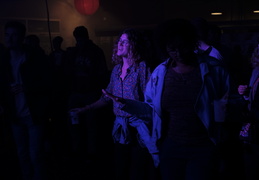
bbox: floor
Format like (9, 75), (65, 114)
(1, 147), (115, 180)
(0, 108), (116, 180)
(0, 113), (246, 180)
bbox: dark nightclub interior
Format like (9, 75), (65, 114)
(1, 0), (259, 180)
(0, 0), (259, 69)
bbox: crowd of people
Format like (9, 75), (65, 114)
(0, 17), (258, 180)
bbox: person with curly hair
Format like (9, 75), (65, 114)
(238, 45), (259, 180)
(69, 28), (159, 180)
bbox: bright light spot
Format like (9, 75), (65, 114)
(211, 12), (222, 15)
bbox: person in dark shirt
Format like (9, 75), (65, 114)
(62, 26), (108, 166)
(2, 20), (52, 180)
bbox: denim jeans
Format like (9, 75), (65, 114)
(11, 115), (47, 180)
(159, 138), (218, 180)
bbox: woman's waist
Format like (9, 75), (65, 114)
(113, 108), (132, 117)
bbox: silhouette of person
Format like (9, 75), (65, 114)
(62, 25), (108, 165)
(191, 17), (223, 61)
(1, 21), (52, 180)
(24, 34), (46, 56)
(47, 35), (70, 159)
(49, 36), (65, 67)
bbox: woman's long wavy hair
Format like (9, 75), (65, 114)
(112, 28), (150, 65)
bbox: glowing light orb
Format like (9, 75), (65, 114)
(74, 0), (99, 15)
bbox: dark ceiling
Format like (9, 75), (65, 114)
(100, 0), (259, 28)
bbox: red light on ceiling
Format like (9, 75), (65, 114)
(74, 0), (99, 15)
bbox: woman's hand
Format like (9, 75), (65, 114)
(238, 85), (249, 95)
(69, 106), (90, 115)
(102, 89), (125, 103)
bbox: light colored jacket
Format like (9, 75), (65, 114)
(209, 46), (223, 61)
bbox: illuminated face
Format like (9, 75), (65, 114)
(117, 33), (130, 57)
(4, 27), (24, 49)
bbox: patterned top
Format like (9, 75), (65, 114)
(161, 67), (210, 145)
(101, 61), (151, 117)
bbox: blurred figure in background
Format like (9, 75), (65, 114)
(49, 36), (65, 68)
(47, 35), (69, 160)
(0, 42), (19, 180)
(2, 21), (52, 180)
(191, 17), (223, 61)
(24, 34), (46, 57)
(62, 25), (108, 171)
